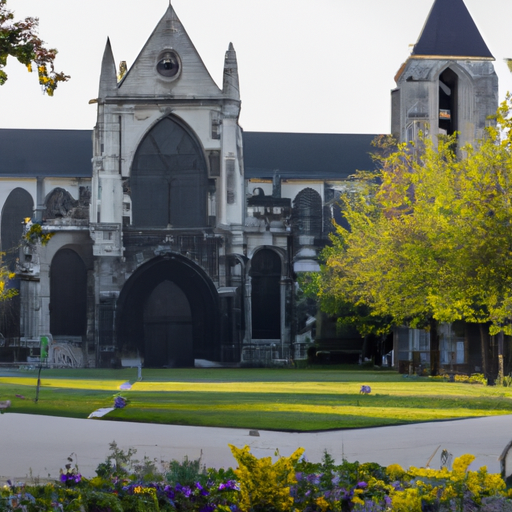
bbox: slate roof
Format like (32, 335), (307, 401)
(412, 0), (494, 59)
(0, 129), (378, 181)
(0, 129), (93, 177)
(243, 132), (378, 180)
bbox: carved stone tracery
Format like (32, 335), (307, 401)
(43, 187), (91, 220)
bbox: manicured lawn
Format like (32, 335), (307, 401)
(1, 367), (512, 430)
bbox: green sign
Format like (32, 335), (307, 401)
(40, 336), (49, 360)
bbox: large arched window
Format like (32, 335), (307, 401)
(131, 116), (208, 228)
(50, 249), (87, 336)
(1, 188), (33, 270)
(439, 67), (459, 136)
(292, 188), (322, 238)
(250, 249), (281, 340)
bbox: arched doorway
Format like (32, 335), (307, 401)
(143, 280), (193, 367)
(130, 116), (208, 228)
(250, 249), (281, 340)
(116, 255), (220, 367)
(50, 249), (87, 336)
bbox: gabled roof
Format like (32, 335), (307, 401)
(0, 129), (378, 181)
(412, 0), (494, 60)
(0, 129), (92, 178)
(243, 132), (378, 180)
(117, 5), (223, 98)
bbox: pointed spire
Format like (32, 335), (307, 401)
(98, 38), (118, 98)
(412, 0), (494, 60)
(223, 42), (240, 100)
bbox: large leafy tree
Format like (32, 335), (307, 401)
(318, 98), (512, 377)
(0, 0), (68, 95)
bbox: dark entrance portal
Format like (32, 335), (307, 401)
(116, 255), (220, 367)
(144, 280), (193, 367)
(50, 249), (87, 337)
(250, 249), (281, 339)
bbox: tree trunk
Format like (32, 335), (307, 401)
(479, 324), (489, 381)
(430, 319), (440, 376)
(498, 330), (504, 384)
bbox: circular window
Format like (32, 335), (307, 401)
(156, 51), (181, 79)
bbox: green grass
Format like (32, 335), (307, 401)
(1, 367), (512, 430)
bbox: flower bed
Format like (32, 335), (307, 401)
(1, 443), (511, 511)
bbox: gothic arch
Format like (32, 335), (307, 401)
(1, 188), (34, 270)
(116, 254), (220, 367)
(50, 248), (87, 337)
(291, 188), (323, 239)
(435, 63), (474, 139)
(130, 115), (208, 228)
(249, 247), (283, 340)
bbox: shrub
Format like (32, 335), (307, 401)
(469, 373), (487, 385)
(229, 444), (304, 512)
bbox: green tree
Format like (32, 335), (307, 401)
(318, 99), (512, 377)
(0, 0), (69, 94)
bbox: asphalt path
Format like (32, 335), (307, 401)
(1, 413), (511, 484)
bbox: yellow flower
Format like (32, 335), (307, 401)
(352, 489), (365, 506)
(315, 496), (330, 512)
(452, 454), (475, 474)
(229, 444), (304, 512)
(386, 463), (405, 481)
(390, 488), (422, 512)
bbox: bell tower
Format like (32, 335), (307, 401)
(391, 0), (498, 146)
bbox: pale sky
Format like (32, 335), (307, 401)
(2, 0), (512, 134)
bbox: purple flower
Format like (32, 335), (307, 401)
(164, 485), (176, 500)
(196, 482), (209, 496)
(306, 473), (320, 485)
(60, 472), (81, 486)
(114, 396), (127, 408)
(357, 481), (368, 488)
(218, 480), (238, 491)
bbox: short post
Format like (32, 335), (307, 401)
(35, 336), (49, 403)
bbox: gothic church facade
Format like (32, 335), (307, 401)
(0, 0), (501, 370)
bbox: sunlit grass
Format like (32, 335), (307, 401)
(0, 377), (125, 390)
(1, 367), (512, 430)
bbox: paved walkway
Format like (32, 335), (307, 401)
(1, 413), (511, 484)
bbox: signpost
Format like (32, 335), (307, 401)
(35, 336), (49, 403)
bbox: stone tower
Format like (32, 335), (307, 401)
(391, 0), (498, 146)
